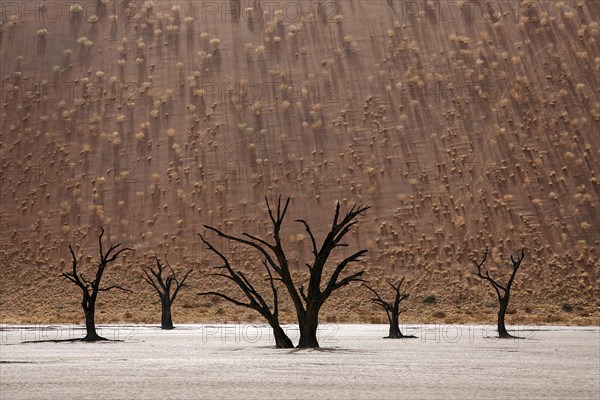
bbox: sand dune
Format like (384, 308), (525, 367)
(0, 1), (598, 324)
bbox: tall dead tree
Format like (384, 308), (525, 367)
(473, 248), (526, 339)
(202, 196), (369, 348)
(199, 235), (294, 348)
(142, 256), (192, 330)
(363, 278), (416, 339)
(62, 228), (132, 341)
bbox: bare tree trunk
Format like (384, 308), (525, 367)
(84, 308), (98, 340)
(498, 299), (511, 338)
(386, 313), (416, 338)
(161, 297), (174, 330)
(83, 300), (103, 341)
(388, 313), (402, 338)
(297, 308), (320, 348)
(270, 323), (294, 348)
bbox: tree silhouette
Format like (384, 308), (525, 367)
(62, 228), (132, 341)
(473, 248), (526, 338)
(142, 256), (192, 330)
(199, 234), (294, 348)
(363, 278), (416, 339)
(201, 196), (369, 348)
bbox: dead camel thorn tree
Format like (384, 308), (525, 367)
(198, 233), (294, 348)
(142, 256), (192, 330)
(62, 228), (132, 341)
(363, 278), (417, 339)
(201, 196), (369, 348)
(473, 248), (526, 339)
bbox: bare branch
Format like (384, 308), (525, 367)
(295, 219), (318, 256)
(199, 233), (277, 319)
(63, 246), (87, 291)
(142, 271), (162, 296)
(62, 272), (86, 290)
(328, 271), (365, 292)
(507, 249), (526, 290)
(105, 246), (133, 263)
(325, 249), (368, 293)
(80, 275), (94, 289)
(473, 248), (488, 273)
(146, 257), (167, 293)
(332, 220), (359, 245)
(262, 259), (279, 317)
(98, 285), (132, 293)
(473, 248), (527, 305)
(331, 202), (341, 229)
(242, 233), (275, 251)
(265, 196), (277, 226)
(98, 227), (105, 261)
(201, 227), (281, 275)
(299, 285), (308, 303)
(200, 292), (253, 309)
(473, 248), (506, 297)
(265, 195), (290, 227)
(171, 269), (193, 303)
(363, 284), (392, 311)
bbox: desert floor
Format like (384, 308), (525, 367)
(0, 324), (598, 400)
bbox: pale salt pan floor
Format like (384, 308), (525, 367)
(1, 324), (598, 400)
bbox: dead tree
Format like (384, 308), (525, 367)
(62, 228), (132, 341)
(473, 248), (526, 339)
(363, 278), (416, 339)
(142, 256), (192, 330)
(199, 235), (294, 348)
(202, 196), (369, 348)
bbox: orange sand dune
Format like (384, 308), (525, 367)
(0, 0), (598, 325)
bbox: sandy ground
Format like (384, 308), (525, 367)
(0, 324), (598, 400)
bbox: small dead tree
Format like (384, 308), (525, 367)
(199, 235), (294, 348)
(202, 196), (369, 348)
(142, 256), (192, 330)
(363, 278), (416, 339)
(62, 228), (132, 341)
(473, 248), (526, 339)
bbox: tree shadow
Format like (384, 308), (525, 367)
(482, 335), (524, 340)
(0, 361), (37, 364)
(285, 347), (368, 354)
(21, 338), (123, 344)
(383, 335), (418, 339)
